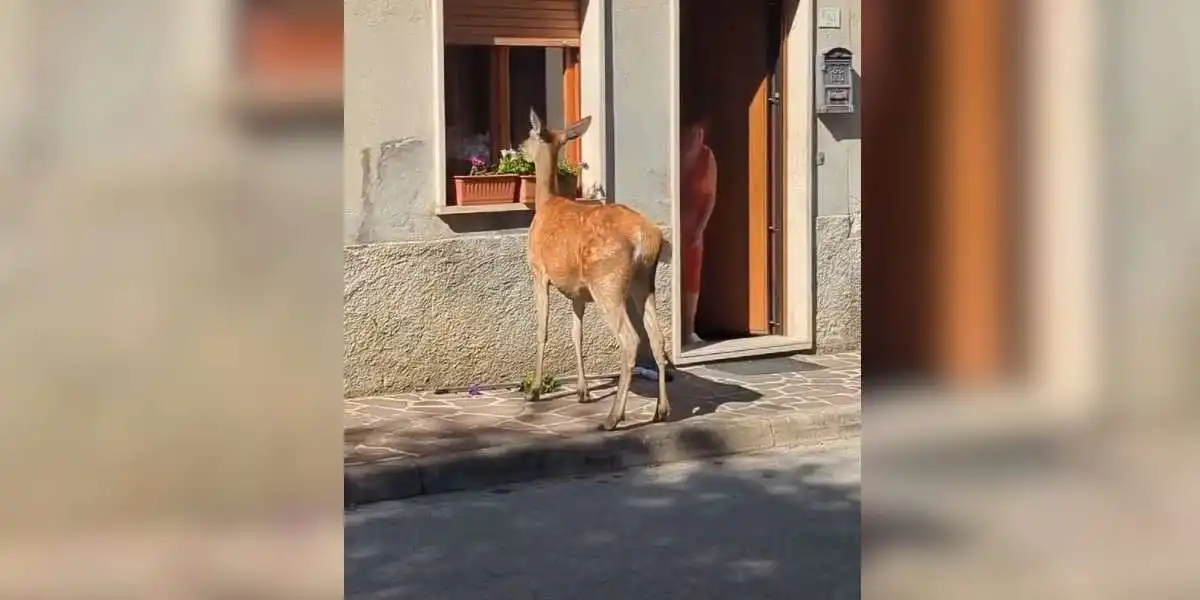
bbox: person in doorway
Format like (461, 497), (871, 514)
(680, 115), (718, 346)
(632, 115), (718, 382)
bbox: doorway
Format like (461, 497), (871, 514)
(679, 0), (786, 349)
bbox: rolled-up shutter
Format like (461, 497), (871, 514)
(236, 0), (342, 113)
(241, 0), (342, 81)
(444, 0), (581, 46)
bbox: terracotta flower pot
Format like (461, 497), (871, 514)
(558, 173), (579, 198)
(518, 175), (538, 205)
(452, 174), (519, 205)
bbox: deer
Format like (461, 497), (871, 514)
(521, 108), (671, 431)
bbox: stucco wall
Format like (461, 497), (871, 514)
(813, 0), (862, 352)
(344, 235), (672, 396)
(607, 0), (674, 223)
(343, 0), (677, 396)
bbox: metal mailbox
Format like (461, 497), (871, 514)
(818, 47), (855, 114)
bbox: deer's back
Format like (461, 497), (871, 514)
(529, 200), (662, 295)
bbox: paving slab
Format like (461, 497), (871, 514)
(345, 351), (860, 505)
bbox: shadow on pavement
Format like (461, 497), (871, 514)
(344, 372), (763, 465)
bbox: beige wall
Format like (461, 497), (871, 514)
(344, 0), (443, 244)
(814, 0), (861, 219)
(579, 0), (609, 196)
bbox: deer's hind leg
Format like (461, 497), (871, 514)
(593, 280), (639, 431)
(633, 280), (671, 422)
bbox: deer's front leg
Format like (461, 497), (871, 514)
(527, 273), (551, 402)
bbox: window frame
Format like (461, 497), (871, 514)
(484, 46), (582, 165)
(433, 0), (584, 210)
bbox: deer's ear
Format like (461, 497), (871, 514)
(529, 108), (544, 134)
(562, 115), (592, 141)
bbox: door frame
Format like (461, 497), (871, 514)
(669, 0), (815, 362)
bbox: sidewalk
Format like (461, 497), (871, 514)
(345, 351), (860, 505)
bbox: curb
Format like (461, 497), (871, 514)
(345, 405), (860, 508)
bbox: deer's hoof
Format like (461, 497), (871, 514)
(599, 416), (623, 431)
(524, 390), (541, 403)
(576, 389), (591, 404)
(653, 407), (671, 423)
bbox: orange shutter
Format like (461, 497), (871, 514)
(444, 0), (581, 46)
(241, 0), (342, 83)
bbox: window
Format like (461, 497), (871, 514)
(442, 0), (583, 203)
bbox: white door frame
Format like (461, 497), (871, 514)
(1026, 0), (1101, 415)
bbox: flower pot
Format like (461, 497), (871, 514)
(519, 175), (538, 205)
(452, 174), (519, 205)
(558, 173), (579, 199)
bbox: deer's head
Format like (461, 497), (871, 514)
(522, 108), (592, 170)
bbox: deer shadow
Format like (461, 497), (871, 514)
(579, 367), (762, 430)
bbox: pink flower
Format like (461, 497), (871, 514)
(470, 156), (486, 168)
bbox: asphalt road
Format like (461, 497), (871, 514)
(346, 438), (861, 600)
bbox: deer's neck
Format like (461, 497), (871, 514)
(533, 151), (559, 208)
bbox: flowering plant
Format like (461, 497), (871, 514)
(470, 148), (587, 178)
(467, 154), (490, 176)
(557, 159), (586, 176)
(494, 148), (536, 176)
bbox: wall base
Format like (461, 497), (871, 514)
(814, 213), (862, 353)
(344, 235), (673, 397)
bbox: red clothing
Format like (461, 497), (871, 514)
(681, 146), (716, 294)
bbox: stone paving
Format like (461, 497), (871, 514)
(345, 351), (860, 466)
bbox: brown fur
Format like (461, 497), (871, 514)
(523, 109), (671, 431)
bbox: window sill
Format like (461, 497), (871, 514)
(436, 203), (534, 216)
(435, 199), (601, 216)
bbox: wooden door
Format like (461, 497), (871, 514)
(747, 67), (772, 335)
(683, 0), (772, 337)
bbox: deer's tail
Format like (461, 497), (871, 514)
(631, 225), (669, 286)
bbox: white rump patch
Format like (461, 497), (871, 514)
(630, 229), (646, 263)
